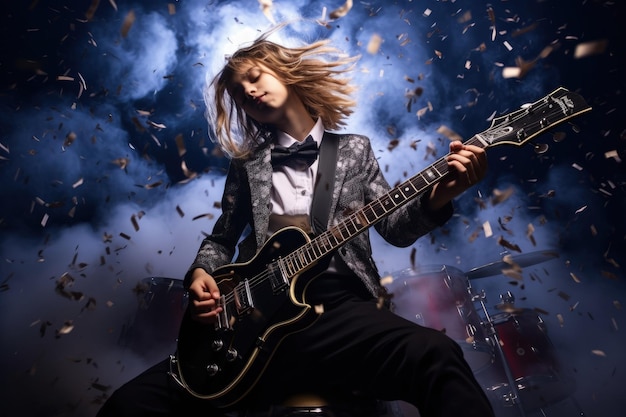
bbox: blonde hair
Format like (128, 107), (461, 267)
(205, 31), (359, 158)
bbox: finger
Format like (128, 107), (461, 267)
(447, 154), (479, 186)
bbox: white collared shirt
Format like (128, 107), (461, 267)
(269, 118), (324, 217)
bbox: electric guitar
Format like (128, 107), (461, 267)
(170, 87), (591, 407)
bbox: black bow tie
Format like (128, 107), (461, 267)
(271, 136), (318, 169)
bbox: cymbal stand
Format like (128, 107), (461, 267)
(474, 290), (527, 417)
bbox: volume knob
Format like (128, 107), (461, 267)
(225, 348), (238, 362)
(206, 363), (220, 376)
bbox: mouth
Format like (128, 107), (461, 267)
(251, 94), (267, 109)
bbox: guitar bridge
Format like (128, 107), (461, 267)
(216, 294), (231, 330)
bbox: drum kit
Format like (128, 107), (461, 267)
(383, 253), (581, 417)
(121, 251), (582, 417)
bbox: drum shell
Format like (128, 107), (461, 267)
(384, 265), (491, 372)
(475, 309), (576, 412)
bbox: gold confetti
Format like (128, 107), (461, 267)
(367, 34), (382, 54)
(574, 40), (609, 59)
(111, 157), (129, 169)
(556, 313), (564, 327)
(526, 223), (536, 246)
(491, 187), (514, 205)
(329, 0), (353, 19)
(175, 133), (186, 157)
(436, 125), (463, 142)
(258, 0), (275, 23)
(121, 10), (136, 38)
(85, 0), (101, 21)
(64, 132), (77, 147)
(591, 349), (606, 357)
(56, 321), (75, 337)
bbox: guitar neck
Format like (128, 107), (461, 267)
(276, 86), (592, 278)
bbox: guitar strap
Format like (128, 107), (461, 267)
(310, 131), (339, 235)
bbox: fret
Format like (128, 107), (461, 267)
(329, 227), (342, 245)
(345, 216), (360, 235)
(361, 206), (378, 223)
(318, 233), (331, 253)
(413, 173), (429, 190)
(285, 257), (297, 276)
(295, 249), (306, 268)
(303, 247), (314, 264)
(355, 211), (369, 228)
(311, 241), (323, 258)
(380, 194), (397, 213)
(336, 223), (351, 241)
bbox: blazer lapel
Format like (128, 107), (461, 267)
(244, 146), (273, 247)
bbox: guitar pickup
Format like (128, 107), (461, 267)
(268, 262), (290, 294)
(234, 279), (254, 316)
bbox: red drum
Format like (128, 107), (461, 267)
(120, 277), (187, 358)
(384, 265), (492, 372)
(476, 309), (575, 412)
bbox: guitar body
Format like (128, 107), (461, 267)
(175, 227), (325, 407)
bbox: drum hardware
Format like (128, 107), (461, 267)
(475, 291), (581, 416)
(476, 294), (527, 417)
(465, 250), (559, 280)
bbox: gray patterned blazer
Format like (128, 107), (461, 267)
(185, 132), (452, 296)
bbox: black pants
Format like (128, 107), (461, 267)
(97, 275), (494, 417)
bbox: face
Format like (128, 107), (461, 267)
(227, 62), (291, 125)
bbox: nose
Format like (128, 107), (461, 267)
(243, 82), (256, 98)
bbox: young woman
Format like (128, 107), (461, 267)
(97, 30), (494, 417)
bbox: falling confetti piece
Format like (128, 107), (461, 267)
(56, 321), (75, 337)
(574, 39), (608, 59)
(121, 10), (136, 38)
(367, 34), (382, 54)
(329, 0), (353, 19)
(591, 349), (606, 357)
(491, 187), (514, 205)
(436, 125), (463, 142)
(483, 221), (493, 238)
